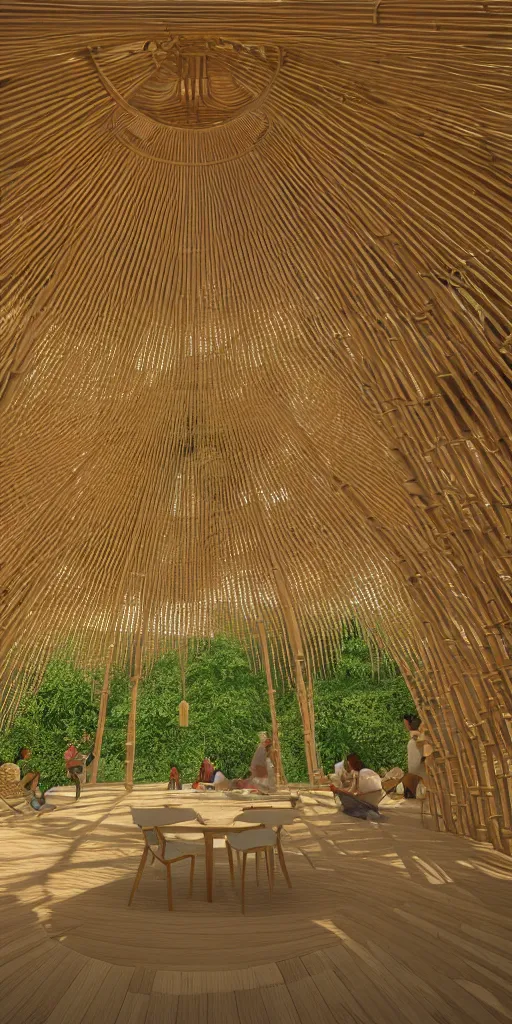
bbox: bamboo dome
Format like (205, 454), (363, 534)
(1, 1), (511, 850)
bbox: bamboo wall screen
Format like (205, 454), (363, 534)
(1, 1), (511, 850)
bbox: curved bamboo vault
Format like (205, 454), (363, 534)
(1, 2), (511, 848)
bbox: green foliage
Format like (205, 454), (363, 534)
(0, 659), (100, 790)
(314, 635), (417, 773)
(0, 633), (417, 788)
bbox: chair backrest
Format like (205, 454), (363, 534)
(131, 807), (198, 829)
(131, 807), (200, 848)
(0, 763), (24, 798)
(235, 808), (300, 827)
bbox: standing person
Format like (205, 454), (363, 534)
(250, 733), (272, 792)
(402, 714), (427, 797)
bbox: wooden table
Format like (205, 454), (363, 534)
(162, 822), (262, 902)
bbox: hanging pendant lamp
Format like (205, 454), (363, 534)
(179, 699), (189, 727)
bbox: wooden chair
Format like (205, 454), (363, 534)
(0, 763), (36, 814)
(225, 827), (277, 914)
(129, 807), (204, 910)
(234, 808), (299, 887)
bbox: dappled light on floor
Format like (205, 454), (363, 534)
(1, 785), (512, 1022)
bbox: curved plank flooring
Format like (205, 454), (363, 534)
(1, 784), (512, 1023)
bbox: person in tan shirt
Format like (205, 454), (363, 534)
(402, 714), (432, 797)
(250, 733), (272, 791)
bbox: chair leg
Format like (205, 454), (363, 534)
(188, 856), (195, 897)
(241, 852), (247, 914)
(264, 848), (274, 894)
(166, 862), (173, 911)
(255, 849), (260, 887)
(128, 847), (148, 906)
(277, 833), (292, 888)
(226, 843), (235, 888)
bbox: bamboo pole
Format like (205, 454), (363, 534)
(90, 643), (114, 785)
(125, 575), (146, 791)
(273, 566), (318, 784)
(125, 629), (142, 791)
(257, 619), (286, 786)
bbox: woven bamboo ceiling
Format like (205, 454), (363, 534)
(2, 1), (512, 842)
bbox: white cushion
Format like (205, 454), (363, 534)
(226, 828), (277, 851)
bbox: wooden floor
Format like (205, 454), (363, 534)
(1, 784), (512, 1023)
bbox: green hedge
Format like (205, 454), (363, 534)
(0, 635), (416, 791)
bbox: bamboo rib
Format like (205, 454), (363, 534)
(1, 0), (511, 851)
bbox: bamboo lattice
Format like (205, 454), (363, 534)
(1, 1), (511, 849)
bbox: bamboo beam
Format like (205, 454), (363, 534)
(273, 566), (318, 784)
(90, 643), (114, 785)
(257, 619), (286, 786)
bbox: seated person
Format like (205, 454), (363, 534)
(212, 768), (229, 790)
(333, 753), (384, 818)
(229, 773), (258, 791)
(167, 765), (181, 791)
(200, 758), (215, 783)
(64, 735), (94, 800)
(192, 757), (216, 789)
(329, 759), (351, 787)
(15, 747), (46, 807)
(250, 734), (272, 792)
(0, 762), (54, 812)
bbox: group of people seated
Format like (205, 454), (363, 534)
(330, 713), (431, 819)
(0, 732), (95, 813)
(0, 747), (49, 811)
(168, 733), (277, 795)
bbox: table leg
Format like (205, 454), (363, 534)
(205, 833), (214, 902)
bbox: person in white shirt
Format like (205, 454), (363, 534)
(212, 769), (229, 790)
(402, 714), (427, 797)
(334, 753), (384, 818)
(330, 759), (351, 788)
(343, 754), (383, 805)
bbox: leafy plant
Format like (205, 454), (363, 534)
(0, 633), (417, 789)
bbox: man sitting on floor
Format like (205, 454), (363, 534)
(332, 753), (384, 819)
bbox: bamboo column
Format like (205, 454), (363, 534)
(125, 629), (142, 791)
(125, 575), (146, 791)
(90, 643), (114, 785)
(257, 619), (286, 786)
(273, 566), (319, 784)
